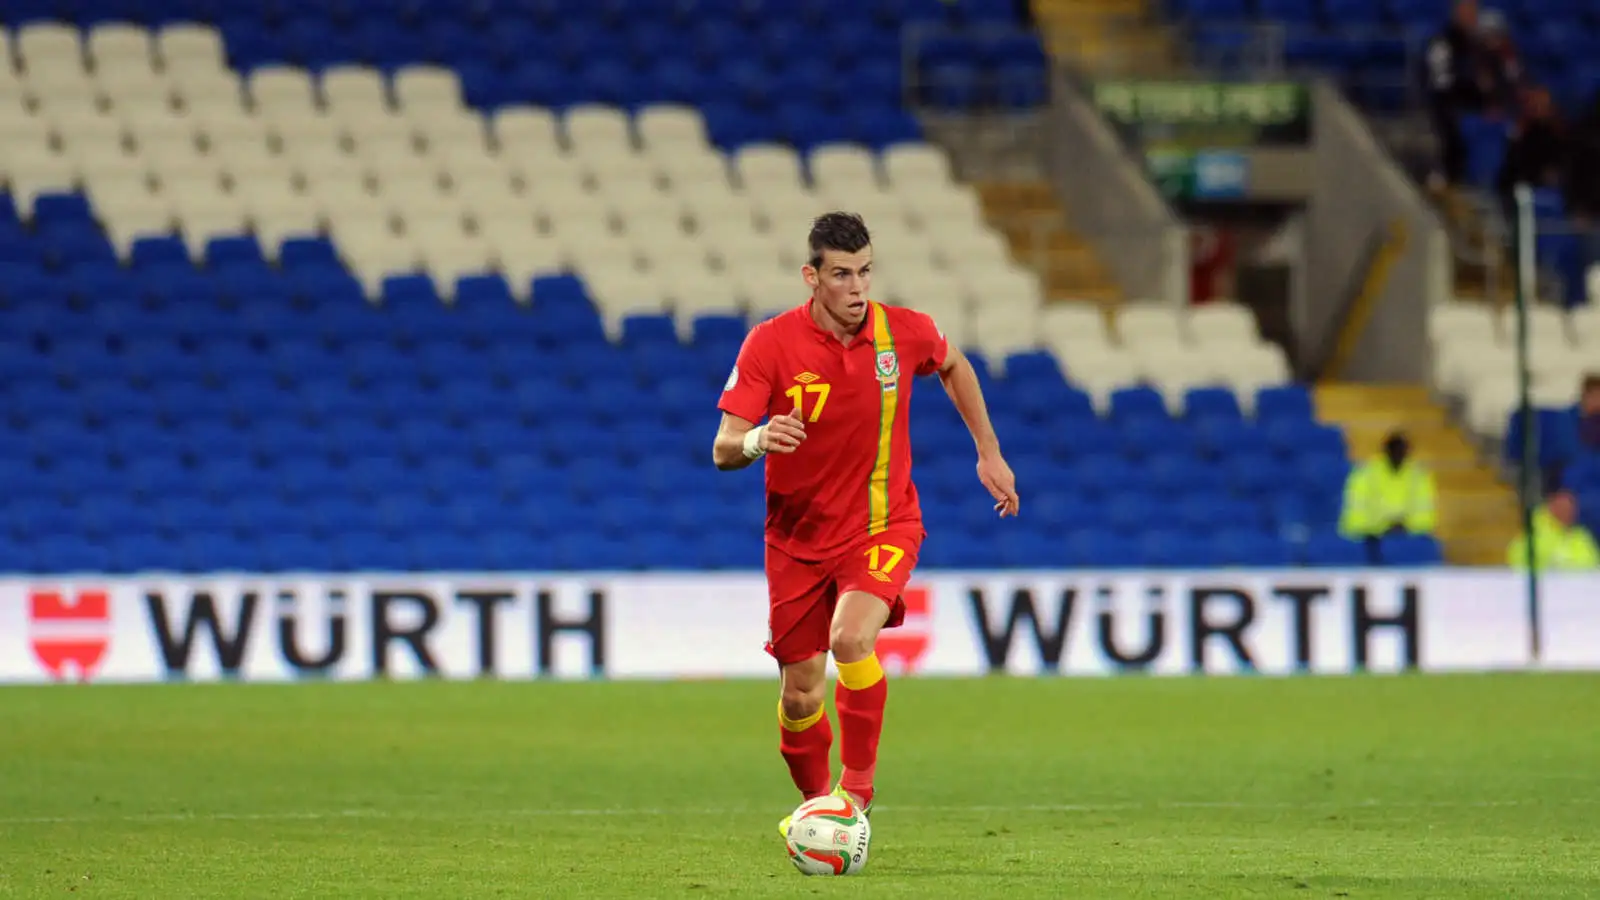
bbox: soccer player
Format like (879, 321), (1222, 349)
(711, 212), (1019, 834)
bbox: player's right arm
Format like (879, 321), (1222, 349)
(712, 323), (806, 471)
(712, 410), (806, 471)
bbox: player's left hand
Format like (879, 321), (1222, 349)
(977, 453), (1019, 518)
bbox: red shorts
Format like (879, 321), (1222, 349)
(763, 526), (923, 665)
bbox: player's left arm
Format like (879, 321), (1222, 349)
(912, 315), (1019, 518)
(936, 345), (1019, 517)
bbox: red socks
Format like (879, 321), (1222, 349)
(779, 654), (887, 805)
(833, 653), (886, 806)
(778, 702), (833, 800)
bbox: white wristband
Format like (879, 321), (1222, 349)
(742, 426), (767, 460)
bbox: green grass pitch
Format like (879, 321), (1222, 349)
(2, 674), (1597, 898)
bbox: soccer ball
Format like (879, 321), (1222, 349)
(784, 794), (871, 876)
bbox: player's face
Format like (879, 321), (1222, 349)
(804, 247), (873, 331)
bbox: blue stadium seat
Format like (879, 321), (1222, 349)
(1105, 492), (1160, 534)
(1379, 533), (1444, 566)
(1121, 417), (1196, 459)
(1068, 531), (1142, 568)
(1303, 531), (1368, 567)
(1211, 529), (1293, 567)
(1141, 530), (1216, 567)
(1184, 386), (1244, 421)
(1193, 418), (1270, 457)
(279, 235), (341, 270)
(1108, 385), (1170, 423)
(110, 534), (175, 573)
(32, 192), (95, 227)
(32, 536), (113, 574)
(1031, 492), (1104, 532)
(1226, 453), (1291, 495)
(1255, 384), (1313, 421)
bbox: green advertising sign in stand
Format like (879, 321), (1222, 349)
(1093, 81), (1312, 147)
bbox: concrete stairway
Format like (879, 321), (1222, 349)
(1313, 383), (1521, 565)
(1030, 0), (1183, 77)
(975, 181), (1125, 304)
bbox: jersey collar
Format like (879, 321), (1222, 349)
(803, 297), (877, 347)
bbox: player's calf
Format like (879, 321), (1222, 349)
(780, 678), (826, 723)
(779, 655), (833, 802)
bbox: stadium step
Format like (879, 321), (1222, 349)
(1429, 187), (1517, 305)
(975, 180), (1125, 304)
(1314, 382), (1522, 564)
(1032, 0), (1182, 76)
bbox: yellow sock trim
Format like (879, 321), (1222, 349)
(778, 701), (827, 732)
(835, 653), (885, 691)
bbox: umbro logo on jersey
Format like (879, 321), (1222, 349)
(793, 372), (821, 384)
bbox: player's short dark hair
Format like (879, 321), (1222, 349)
(808, 212), (871, 269)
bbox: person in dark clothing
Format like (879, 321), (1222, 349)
(1495, 85), (1566, 213)
(1422, 0), (1488, 189)
(1572, 374), (1600, 457)
(1566, 93), (1600, 221)
(1477, 9), (1523, 116)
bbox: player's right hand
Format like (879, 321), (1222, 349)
(761, 406), (807, 454)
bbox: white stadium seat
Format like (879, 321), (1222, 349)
(636, 105), (708, 150)
(248, 66), (317, 115)
(563, 103), (633, 152)
(17, 23), (85, 75)
(1040, 302), (1112, 351)
(493, 106), (561, 156)
(657, 147), (730, 189)
(392, 66), (464, 114)
(320, 65), (389, 113)
(170, 69), (244, 110)
(1070, 349), (1144, 411)
(899, 183), (982, 229)
(734, 144), (806, 191)
(1496, 303), (1571, 349)
(87, 24), (154, 70)
(1186, 301), (1258, 345)
(882, 143), (953, 188)
(1571, 304), (1600, 348)
(1114, 301), (1186, 346)
(1428, 299), (1497, 346)
(808, 145), (881, 193)
(156, 24), (226, 70)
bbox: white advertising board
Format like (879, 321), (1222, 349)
(1, 570), (1596, 683)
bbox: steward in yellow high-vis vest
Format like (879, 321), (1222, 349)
(1507, 490), (1600, 571)
(1338, 432), (1438, 539)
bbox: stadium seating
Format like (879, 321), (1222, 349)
(1171, 0), (1600, 113)
(1430, 297), (1593, 440)
(1431, 295), (1600, 537)
(0, 262), (1369, 572)
(0, 5), (1386, 573)
(1166, 0), (1600, 298)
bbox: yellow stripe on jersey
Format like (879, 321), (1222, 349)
(867, 301), (898, 536)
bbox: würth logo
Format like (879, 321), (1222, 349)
(876, 585), (931, 674)
(29, 589), (112, 681)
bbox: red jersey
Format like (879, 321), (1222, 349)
(718, 299), (949, 561)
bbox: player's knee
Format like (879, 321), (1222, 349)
(780, 683), (824, 721)
(829, 623), (874, 664)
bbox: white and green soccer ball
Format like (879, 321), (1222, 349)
(784, 794), (871, 876)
